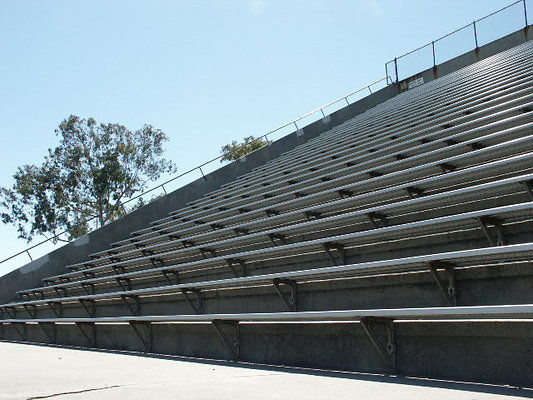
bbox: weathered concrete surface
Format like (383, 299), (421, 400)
(0, 342), (530, 400)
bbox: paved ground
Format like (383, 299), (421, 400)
(0, 342), (531, 400)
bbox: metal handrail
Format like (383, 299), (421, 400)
(0, 76), (388, 268)
(385, 0), (528, 83)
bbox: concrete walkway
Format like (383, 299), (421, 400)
(0, 342), (530, 400)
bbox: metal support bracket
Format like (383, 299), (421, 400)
(121, 295), (141, 316)
(360, 317), (396, 371)
(181, 288), (203, 313)
(129, 321), (152, 353)
(226, 258), (246, 277)
(81, 282), (95, 295)
(4, 306), (16, 319)
(149, 257), (166, 268)
(23, 304), (37, 318)
(75, 322), (96, 347)
(303, 211), (322, 221)
(265, 209), (280, 217)
(54, 287), (68, 297)
(338, 189), (354, 198)
(323, 242), (346, 266)
(116, 277), (132, 291)
(38, 322), (57, 343)
(79, 299), (96, 317)
(272, 278), (297, 311)
(233, 227), (249, 236)
(82, 271), (95, 279)
(199, 247), (218, 259)
(12, 322), (27, 341)
(162, 270), (180, 285)
(48, 301), (63, 318)
(522, 180), (533, 200)
(268, 233), (288, 246)
(212, 320), (240, 360)
(367, 212), (388, 229)
(478, 216), (505, 246)
(405, 186), (424, 199)
(438, 162), (457, 173)
(428, 261), (457, 306)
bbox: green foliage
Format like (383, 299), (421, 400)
(220, 135), (268, 162)
(0, 115), (176, 241)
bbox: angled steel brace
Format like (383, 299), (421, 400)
(438, 162), (457, 173)
(265, 208), (280, 217)
(129, 321), (152, 353)
(212, 320), (240, 360)
(79, 299), (96, 318)
(468, 142), (485, 151)
(272, 278), (297, 311)
(75, 322), (96, 347)
(23, 304), (37, 319)
(162, 270), (180, 285)
(116, 277), (132, 291)
(32, 291), (45, 300)
(81, 282), (95, 295)
(428, 261), (457, 306)
(181, 288), (203, 313)
(323, 242), (346, 266)
(360, 317), (396, 371)
(233, 227), (250, 236)
(522, 180), (533, 200)
(47, 301), (63, 318)
(148, 257), (166, 268)
(478, 216), (505, 246)
(367, 212), (388, 229)
(268, 233), (288, 246)
(199, 247), (218, 259)
(303, 210), (323, 221)
(82, 271), (95, 279)
(226, 258), (247, 277)
(4, 306), (16, 319)
(54, 287), (68, 297)
(338, 189), (355, 198)
(38, 322), (57, 343)
(12, 322), (27, 341)
(405, 186), (424, 199)
(181, 239), (196, 248)
(121, 295), (141, 316)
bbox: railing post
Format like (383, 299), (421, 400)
(394, 58), (399, 83)
(524, 0), (528, 27)
(473, 21), (479, 49)
(161, 184), (167, 195)
(26, 250), (33, 262)
(199, 167), (207, 181)
(431, 41), (436, 67)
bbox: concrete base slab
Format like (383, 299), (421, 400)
(0, 341), (530, 400)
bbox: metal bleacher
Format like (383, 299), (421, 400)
(1, 39), (532, 382)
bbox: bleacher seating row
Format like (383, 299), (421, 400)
(1, 39), (532, 378)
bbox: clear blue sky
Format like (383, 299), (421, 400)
(0, 0), (529, 276)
